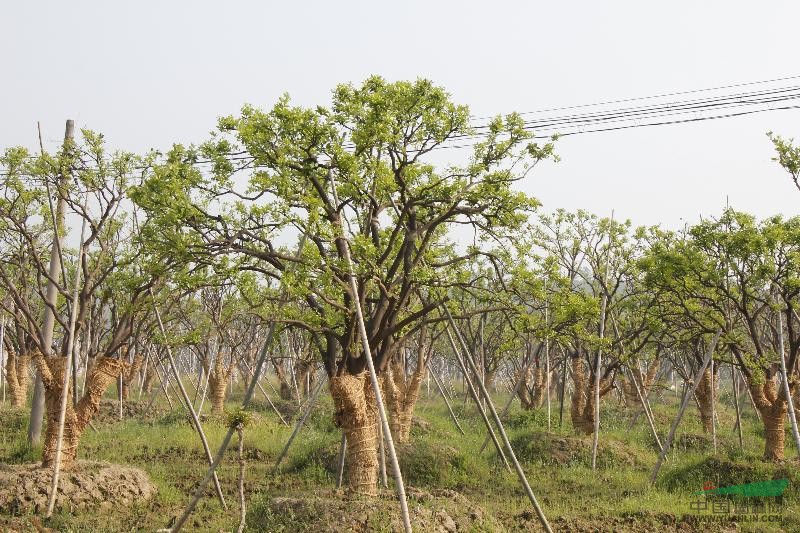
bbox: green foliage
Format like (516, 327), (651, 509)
(225, 407), (254, 429)
(768, 132), (800, 191)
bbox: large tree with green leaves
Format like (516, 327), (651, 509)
(0, 130), (155, 468)
(133, 76), (557, 494)
(641, 209), (800, 460)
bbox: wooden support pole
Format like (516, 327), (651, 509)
(650, 330), (721, 485)
(328, 173), (412, 533)
(29, 120), (72, 446)
(428, 366), (465, 435)
(151, 296), (227, 510)
(272, 377), (325, 473)
(45, 202), (88, 517)
(443, 307), (553, 533)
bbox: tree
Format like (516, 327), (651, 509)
(132, 76), (557, 494)
(768, 132), (800, 193)
(641, 209), (800, 460)
(0, 130), (153, 468)
(534, 210), (660, 434)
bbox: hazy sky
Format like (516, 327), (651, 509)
(3, 1), (799, 229)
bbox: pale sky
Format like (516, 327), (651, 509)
(3, 1), (799, 229)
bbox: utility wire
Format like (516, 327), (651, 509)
(4, 75), (800, 176)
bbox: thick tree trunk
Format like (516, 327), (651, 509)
(142, 363), (156, 394)
(37, 356), (126, 469)
(273, 361), (295, 401)
(118, 354), (144, 401)
(570, 356), (613, 435)
(570, 357), (590, 433)
(208, 357), (231, 414)
(484, 369), (497, 392)
(331, 372), (378, 496)
(517, 363), (549, 410)
(694, 367), (716, 433)
(296, 360), (316, 397)
(5, 348), (31, 408)
(382, 359), (425, 443)
(747, 374), (790, 461)
(517, 365), (535, 410)
(619, 360), (658, 408)
(531, 366), (547, 408)
(763, 408), (787, 461)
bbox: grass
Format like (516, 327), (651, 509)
(0, 381), (797, 531)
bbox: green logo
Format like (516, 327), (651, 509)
(693, 479), (789, 497)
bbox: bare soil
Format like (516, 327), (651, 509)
(0, 461), (156, 514)
(251, 487), (504, 532)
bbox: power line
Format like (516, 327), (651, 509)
(443, 84), (800, 142)
(469, 73), (800, 121)
(4, 75), (800, 175)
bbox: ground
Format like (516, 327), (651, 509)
(0, 382), (797, 532)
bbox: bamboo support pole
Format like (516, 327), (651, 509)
(650, 330), (721, 484)
(151, 296), (227, 510)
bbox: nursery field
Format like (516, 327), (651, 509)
(2, 74), (800, 533)
(1, 380), (797, 532)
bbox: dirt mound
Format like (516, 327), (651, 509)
(675, 433), (712, 451)
(513, 431), (648, 468)
(0, 461), (156, 514)
(248, 488), (505, 532)
(287, 438), (478, 490)
(658, 455), (800, 493)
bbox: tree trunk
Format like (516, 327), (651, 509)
(619, 360), (658, 408)
(570, 356), (613, 435)
(273, 361), (295, 401)
(695, 367), (715, 433)
(382, 359), (425, 443)
(118, 354), (144, 401)
(517, 365), (535, 410)
(747, 374), (789, 461)
(5, 348), (31, 408)
(331, 372), (378, 496)
(763, 407), (787, 461)
(296, 360), (316, 397)
(208, 356), (230, 414)
(531, 366), (547, 408)
(484, 369), (497, 392)
(570, 357), (594, 434)
(37, 355), (126, 469)
(517, 362), (549, 410)
(142, 363), (156, 394)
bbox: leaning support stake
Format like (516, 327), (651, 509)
(626, 366), (663, 453)
(443, 307), (553, 533)
(272, 377), (326, 472)
(609, 316), (662, 452)
(46, 203), (88, 518)
(479, 344), (543, 454)
(428, 366), (465, 435)
(239, 358), (288, 426)
(777, 308), (800, 456)
(650, 330), (722, 484)
(328, 172), (413, 533)
(144, 352), (175, 412)
(444, 326), (510, 471)
(335, 432), (347, 489)
(167, 239), (306, 533)
(731, 363), (744, 449)
(151, 294), (227, 510)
